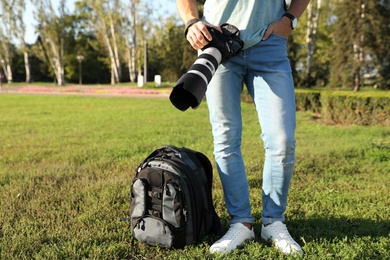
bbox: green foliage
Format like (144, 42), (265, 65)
(330, 0), (390, 89)
(0, 94), (389, 259)
(245, 89), (389, 126)
(309, 10), (333, 87)
(148, 16), (187, 82)
(4, 0), (390, 90)
(295, 89), (322, 113)
(321, 91), (390, 125)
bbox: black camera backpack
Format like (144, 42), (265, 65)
(130, 145), (221, 248)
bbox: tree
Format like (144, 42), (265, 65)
(123, 0), (139, 83)
(131, 0), (154, 83)
(32, 0), (73, 86)
(302, 0), (334, 87)
(330, 0), (390, 90)
(305, 0), (322, 87)
(0, 0), (17, 83)
(13, 0), (31, 83)
(82, 0), (125, 85)
(363, 0), (390, 89)
(148, 15), (184, 82)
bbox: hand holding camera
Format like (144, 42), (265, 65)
(184, 19), (215, 50)
(170, 23), (244, 111)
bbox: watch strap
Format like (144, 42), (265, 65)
(283, 13), (295, 20)
(282, 13), (296, 29)
(184, 18), (200, 37)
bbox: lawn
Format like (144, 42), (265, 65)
(0, 94), (389, 259)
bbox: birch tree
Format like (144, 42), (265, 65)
(14, 0), (30, 83)
(121, 0), (139, 82)
(75, 0), (155, 84)
(0, 0), (16, 83)
(121, 0), (153, 83)
(106, 0), (122, 83)
(352, 1), (365, 91)
(305, 0), (322, 87)
(32, 0), (69, 86)
(85, 0), (123, 84)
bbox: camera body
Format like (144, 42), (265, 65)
(170, 24), (244, 111)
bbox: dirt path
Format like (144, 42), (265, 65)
(0, 85), (170, 99)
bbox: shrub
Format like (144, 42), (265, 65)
(241, 89), (389, 126)
(295, 89), (322, 113)
(321, 91), (389, 126)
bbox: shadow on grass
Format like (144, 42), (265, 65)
(251, 214), (390, 243)
(126, 216), (389, 259)
(296, 215), (388, 240)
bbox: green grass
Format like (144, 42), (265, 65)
(0, 94), (389, 259)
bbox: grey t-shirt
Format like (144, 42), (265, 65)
(203, 0), (285, 49)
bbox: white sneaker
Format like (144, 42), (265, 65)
(210, 223), (255, 254)
(261, 221), (303, 255)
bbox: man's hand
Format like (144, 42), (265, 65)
(186, 21), (221, 50)
(262, 16), (293, 41)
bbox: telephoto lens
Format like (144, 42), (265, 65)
(169, 47), (222, 111)
(170, 24), (243, 111)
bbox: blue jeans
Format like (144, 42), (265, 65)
(205, 34), (296, 226)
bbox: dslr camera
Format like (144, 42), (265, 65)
(170, 23), (244, 111)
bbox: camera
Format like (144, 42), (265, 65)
(169, 24), (244, 111)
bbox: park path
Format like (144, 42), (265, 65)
(0, 85), (170, 99)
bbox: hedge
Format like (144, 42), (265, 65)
(320, 91), (389, 126)
(294, 89), (321, 114)
(241, 89), (389, 126)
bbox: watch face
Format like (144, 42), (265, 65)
(292, 18), (298, 29)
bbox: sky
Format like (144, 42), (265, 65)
(24, 0), (76, 44)
(23, 0), (178, 44)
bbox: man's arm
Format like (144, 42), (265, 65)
(262, 0), (310, 40)
(176, 0), (212, 50)
(176, 0), (199, 23)
(286, 0), (310, 20)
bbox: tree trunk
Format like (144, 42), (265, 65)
(353, 2), (365, 92)
(108, 11), (121, 82)
(0, 0), (16, 84)
(24, 51), (31, 83)
(129, 0), (139, 83)
(5, 63), (12, 83)
(32, 0), (67, 86)
(88, 0), (123, 84)
(102, 33), (118, 85)
(306, 0), (322, 88)
(51, 44), (64, 86)
(353, 69), (360, 92)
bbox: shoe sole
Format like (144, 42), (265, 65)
(210, 237), (255, 254)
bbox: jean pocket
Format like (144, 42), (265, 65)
(270, 33), (288, 40)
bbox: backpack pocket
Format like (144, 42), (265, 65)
(162, 182), (184, 228)
(130, 178), (146, 218)
(133, 216), (185, 248)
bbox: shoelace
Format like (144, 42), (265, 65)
(218, 225), (246, 242)
(270, 222), (295, 241)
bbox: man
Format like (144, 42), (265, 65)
(176, 0), (310, 255)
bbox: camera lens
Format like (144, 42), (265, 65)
(169, 47), (222, 111)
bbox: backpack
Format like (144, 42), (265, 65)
(129, 145), (221, 248)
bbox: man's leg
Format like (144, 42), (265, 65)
(245, 34), (302, 254)
(206, 55), (255, 254)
